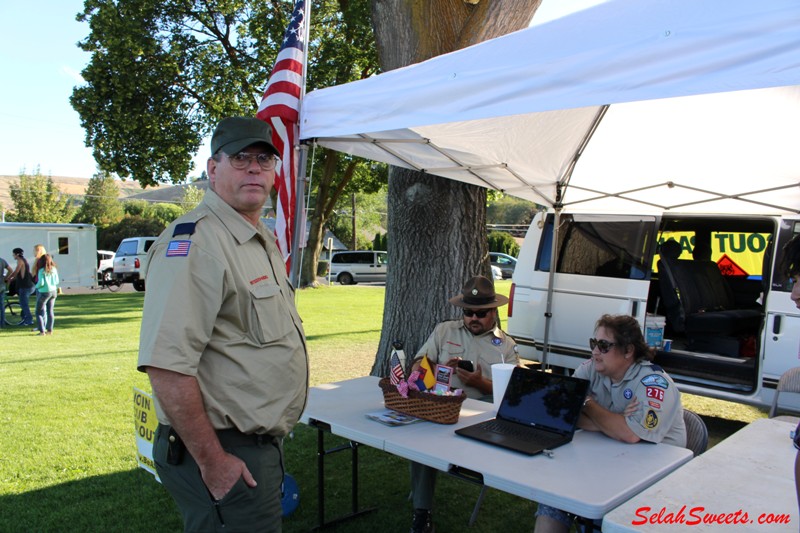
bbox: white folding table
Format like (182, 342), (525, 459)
(301, 376), (693, 529)
(602, 417), (800, 532)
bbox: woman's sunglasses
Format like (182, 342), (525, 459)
(589, 338), (618, 354)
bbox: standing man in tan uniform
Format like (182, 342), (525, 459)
(409, 275), (518, 533)
(138, 116), (308, 533)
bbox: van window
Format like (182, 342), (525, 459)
(536, 214), (655, 280)
(333, 252), (374, 264)
(376, 252), (388, 265)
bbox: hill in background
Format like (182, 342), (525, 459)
(0, 175), (176, 216)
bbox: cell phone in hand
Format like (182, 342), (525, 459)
(457, 359), (474, 372)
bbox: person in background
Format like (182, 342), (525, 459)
(30, 244), (47, 283)
(138, 116), (308, 533)
(407, 275), (519, 533)
(30, 244), (48, 324)
(778, 234), (800, 513)
(534, 314), (686, 533)
(33, 254), (59, 336)
(8, 248), (34, 326)
(0, 254), (13, 328)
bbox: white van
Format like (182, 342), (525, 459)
(507, 212), (800, 408)
(113, 237), (157, 291)
(329, 250), (388, 285)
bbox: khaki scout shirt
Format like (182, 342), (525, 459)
(574, 359), (686, 447)
(138, 190), (308, 437)
(414, 320), (518, 399)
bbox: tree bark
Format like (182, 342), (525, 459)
(370, 0), (541, 376)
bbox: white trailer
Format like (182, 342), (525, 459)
(0, 223), (98, 288)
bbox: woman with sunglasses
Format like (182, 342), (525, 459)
(534, 314), (686, 533)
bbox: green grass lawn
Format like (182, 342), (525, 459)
(0, 282), (765, 532)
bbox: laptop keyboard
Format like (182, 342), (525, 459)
(483, 420), (564, 447)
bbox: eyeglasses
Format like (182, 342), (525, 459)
(589, 338), (618, 354)
(225, 152), (278, 171)
(463, 309), (490, 318)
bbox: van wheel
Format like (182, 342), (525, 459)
(337, 273), (354, 285)
(133, 280), (146, 292)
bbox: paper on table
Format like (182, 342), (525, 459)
(492, 363), (516, 414)
(365, 409), (424, 427)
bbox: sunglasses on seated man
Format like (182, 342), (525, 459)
(463, 309), (490, 318)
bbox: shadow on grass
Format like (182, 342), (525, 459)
(701, 414), (748, 448)
(0, 349), (137, 365)
(0, 419), (753, 533)
(3, 293), (146, 333)
(304, 329), (382, 342)
(0, 469), (181, 533)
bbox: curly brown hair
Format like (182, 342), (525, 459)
(595, 314), (654, 362)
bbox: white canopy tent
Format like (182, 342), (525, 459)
(299, 0), (800, 215)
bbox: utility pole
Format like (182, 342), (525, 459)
(351, 193), (356, 250)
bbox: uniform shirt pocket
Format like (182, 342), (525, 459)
(249, 283), (293, 344)
(443, 344), (465, 360)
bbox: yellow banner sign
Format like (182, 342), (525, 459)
(133, 387), (159, 480)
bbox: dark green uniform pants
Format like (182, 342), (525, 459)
(154, 424), (284, 533)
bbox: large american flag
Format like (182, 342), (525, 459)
(257, 0), (306, 272)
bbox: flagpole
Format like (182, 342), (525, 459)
(289, 0), (312, 288)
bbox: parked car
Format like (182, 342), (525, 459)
(113, 237), (157, 291)
(97, 250), (115, 284)
(490, 252), (517, 279)
(329, 250), (387, 285)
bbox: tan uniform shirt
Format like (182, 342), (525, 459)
(138, 190), (308, 437)
(574, 359), (686, 447)
(414, 319), (519, 399)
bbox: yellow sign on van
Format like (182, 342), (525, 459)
(657, 232), (769, 277)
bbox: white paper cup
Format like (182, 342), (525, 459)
(492, 363), (516, 413)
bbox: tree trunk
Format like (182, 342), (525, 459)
(300, 209), (326, 288)
(298, 151), (359, 287)
(370, 0), (541, 376)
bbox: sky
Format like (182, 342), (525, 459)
(0, 0), (604, 181)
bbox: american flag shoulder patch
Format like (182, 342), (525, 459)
(166, 240), (191, 257)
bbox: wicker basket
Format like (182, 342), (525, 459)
(378, 378), (467, 424)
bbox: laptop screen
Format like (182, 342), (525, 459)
(498, 368), (588, 433)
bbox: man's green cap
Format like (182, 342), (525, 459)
(211, 117), (280, 157)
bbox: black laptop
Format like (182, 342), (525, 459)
(455, 367), (589, 455)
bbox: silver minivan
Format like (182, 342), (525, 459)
(329, 250), (388, 285)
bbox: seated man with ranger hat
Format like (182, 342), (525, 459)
(407, 275), (519, 533)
